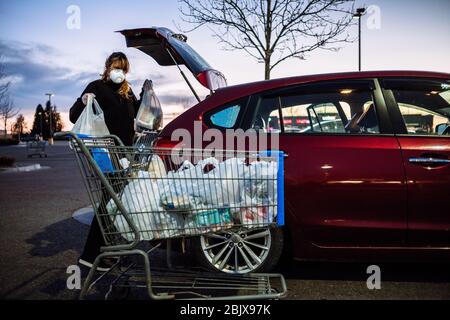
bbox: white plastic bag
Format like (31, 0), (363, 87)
(239, 160), (278, 227)
(72, 94), (110, 136)
(108, 157), (279, 238)
(147, 155), (167, 180)
(107, 170), (184, 240)
(158, 157), (219, 209)
(135, 80), (163, 131)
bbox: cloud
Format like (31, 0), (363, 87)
(0, 40), (101, 109)
(158, 94), (196, 106)
(0, 74), (23, 86)
(0, 40), (202, 130)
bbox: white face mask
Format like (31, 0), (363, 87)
(109, 69), (126, 84)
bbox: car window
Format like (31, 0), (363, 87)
(209, 104), (241, 128)
(387, 79), (450, 136)
(306, 104), (346, 133)
(252, 88), (379, 134)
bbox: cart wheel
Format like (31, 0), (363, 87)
(107, 285), (130, 300)
(269, 288), (280, 294)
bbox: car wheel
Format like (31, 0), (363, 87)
(192, 226), (284, 274)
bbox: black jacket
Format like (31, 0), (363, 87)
(70, 79), (142, 146)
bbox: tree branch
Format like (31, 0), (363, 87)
(178, 0), (356, 79)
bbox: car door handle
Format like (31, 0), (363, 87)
(409, 157), (450, 165)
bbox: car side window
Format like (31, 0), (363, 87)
(385, 79), (450, 136)
(252, 86), (380, 134)
(208, 104), (241, 129)
(306, 103), (346, 133)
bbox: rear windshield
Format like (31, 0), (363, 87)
(168, 33), (212, 74)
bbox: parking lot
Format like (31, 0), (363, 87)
(0, 142), (449, 300)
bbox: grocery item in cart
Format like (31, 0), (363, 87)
(158, 157), (246, 208)
(108, 156), (279, 240)
(196, 208), (233, 232)
(183, 207), (233, 234)
(238, 160), (278, 226)
(160, 194), (193, 211)
(147, 154), (167, 180)
(107, 170), (183, 240)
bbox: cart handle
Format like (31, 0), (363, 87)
(54, 131), (125, 147)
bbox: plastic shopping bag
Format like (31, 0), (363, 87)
(71, 94), (110, 136)
(108, 170), (184, 240)
(71, 94), (113, 172)
(135, 80), (163, 131)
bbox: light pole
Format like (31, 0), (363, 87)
(38, 111), (43, 140)
(353, 7), (366, 72)
(45, 93), (54, 145)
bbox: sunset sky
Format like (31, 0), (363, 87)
(1, 0), (449, 131)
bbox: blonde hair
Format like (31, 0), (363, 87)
(101, 52), (131, 99)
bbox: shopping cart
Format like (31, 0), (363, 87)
(134, 129), (159, 148)
(27, 140), (47, 158)
(57, 131), (287, 300)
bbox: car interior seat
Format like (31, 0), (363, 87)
(345, 110), (364, 133)
(253, 115), (267, 132)
(356, 104), (378, 132)
(345, 104), (377, 133)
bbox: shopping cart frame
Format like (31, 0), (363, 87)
(27, 140), (47, 158)
(57, 131), (287, 300)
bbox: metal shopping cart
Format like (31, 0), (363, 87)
(27, 139), (47, 158)
(57, 131), (287, 300)
(134, 129), (159, 148)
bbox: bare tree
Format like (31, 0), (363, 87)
(179, 0), (355, 80)
(0, 58), (19, 138)
(0, 58), (9, 103)
(12, 114), (27, 140)
(0, 101), (19, 138)
(0, 58), (10, 109)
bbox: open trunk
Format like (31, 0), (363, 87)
(118, 27), (227, 92)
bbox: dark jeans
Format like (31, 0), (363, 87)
(79, 216), (105, 263)
(80, 171), (128, 263)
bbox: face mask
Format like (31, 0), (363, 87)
(109, 69), (126, 84)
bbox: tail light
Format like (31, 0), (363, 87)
(153, 137), (184, 149)
(196, 70), (227, 91)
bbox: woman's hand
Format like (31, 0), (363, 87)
(82, 93), (95, 105)
(142, 79), (152, 91)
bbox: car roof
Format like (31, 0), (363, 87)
(214, 70), (450, 99)
(161, 70), (450, 134)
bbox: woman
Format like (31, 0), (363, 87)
(70, 52), (143, 271)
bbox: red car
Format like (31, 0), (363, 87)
(121, 27), (450, 274)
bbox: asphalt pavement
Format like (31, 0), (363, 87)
(0, 141), (449, 300)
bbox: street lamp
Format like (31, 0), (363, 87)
(38, 111), (43, 140)
(353, 7), (366, 72)
(45, 93), (55, 145)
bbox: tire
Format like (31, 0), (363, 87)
(192, 226), (284, 274)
